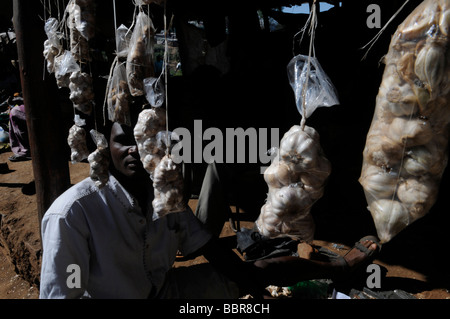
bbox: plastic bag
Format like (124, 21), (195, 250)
(134, 0), (165, 5)
(107, 61), (131, 125)
(287, 54), (339, 119)
(67, 0), (95, 41)
(43, 18), (63, 74)
(115, 24), (132, 58)
(144, 76), (165, 107)
(67, 1), (91, 62)
(359, 0), (450, 243)
(54, 50), (80, 88)
(126, 11), (156, 96)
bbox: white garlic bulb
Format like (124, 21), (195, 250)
(69, 71), (95, 115)
(255, 125), (330, 241)
(368, 199), (410, 243)
(67, 124), (89, 163)
(134, 107), (167, 177)
(152, 155), (185, 219)
(88, 130), (109, 188)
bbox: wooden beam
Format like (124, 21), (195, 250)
(12, 0), (71, 235)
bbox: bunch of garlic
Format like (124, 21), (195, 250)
(135, 0), (165, 5)
(72, 0), (95, 40)
(88, 130), (109, 188)
(107, 62), (131, 126)
(134, 107), (167, 177)
(134, 108), (185, 219)
(255, 125), (331, 241)
(67, 124), (89, 164)
(43, 18), (62, 74)
(151, 154), (186, 219)
(67, 0), (91, 62)
(69, 70), (95, 115)
(360, 0), (450, 243)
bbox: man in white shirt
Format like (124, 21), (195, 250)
(39, 120), (250, 298)
(40, 114), (381, 299)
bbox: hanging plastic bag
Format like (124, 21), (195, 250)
(287, 54), (339, 119)
(359, 0), (450, 243)
(54, 50), (80, 88)
(43, 18), (63, 74)
(144, 76), (165, 107)
(134, 0), (165, 5)
(116, 24), (132, 58)
(126, 11), (156, 96)
(107, 61), (131, 125)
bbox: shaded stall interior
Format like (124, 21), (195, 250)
(5, 0), (450, 290)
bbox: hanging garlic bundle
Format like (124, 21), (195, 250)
(135, 0), (165, 5)
(134, 107), (167, 177)
(88, 130), (109, 188)
(106, 61), (131, 126)
(152, 154), (186, 218)
(67, 0), (92, 62)
(69, 70), (95, 115)
(255, 2), (335, 242)
(255, 125), (331, 241)
(43, 18), (62, 74)
(126, 11), (156, 96)
(67, 124), (89, 164)
(134, 108), (185, 219)
(72, 0), (95, 40)
(359, 0), (450, 243)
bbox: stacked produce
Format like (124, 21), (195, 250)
(360, 0), (450, 243)
(255, 125), (331, 241)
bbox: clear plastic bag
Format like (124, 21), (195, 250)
(144, 76), (165, 107)
(54, 50), (80, 88)
(287, 54), (339, 119)
(115, 24), (132, 58)
(107, 61), (131, 125)
(134, 0), (165, 5)
(359, 0), (450, 243)
(126, 11), (156, 96)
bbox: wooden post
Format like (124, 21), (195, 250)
(13, 0), (71, 234)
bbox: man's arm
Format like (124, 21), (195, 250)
(195, 237), (265, 298)
(40, 210), (90, 299)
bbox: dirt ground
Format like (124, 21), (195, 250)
(1, 150), (450, 299)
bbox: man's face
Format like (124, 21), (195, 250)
(109, 122), (145, 179)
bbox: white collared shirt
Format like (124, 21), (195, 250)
(39, 173), (211, 299)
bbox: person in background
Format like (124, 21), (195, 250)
(8, 92), (31, 162)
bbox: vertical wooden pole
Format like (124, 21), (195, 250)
(13, 0), (71, 235)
